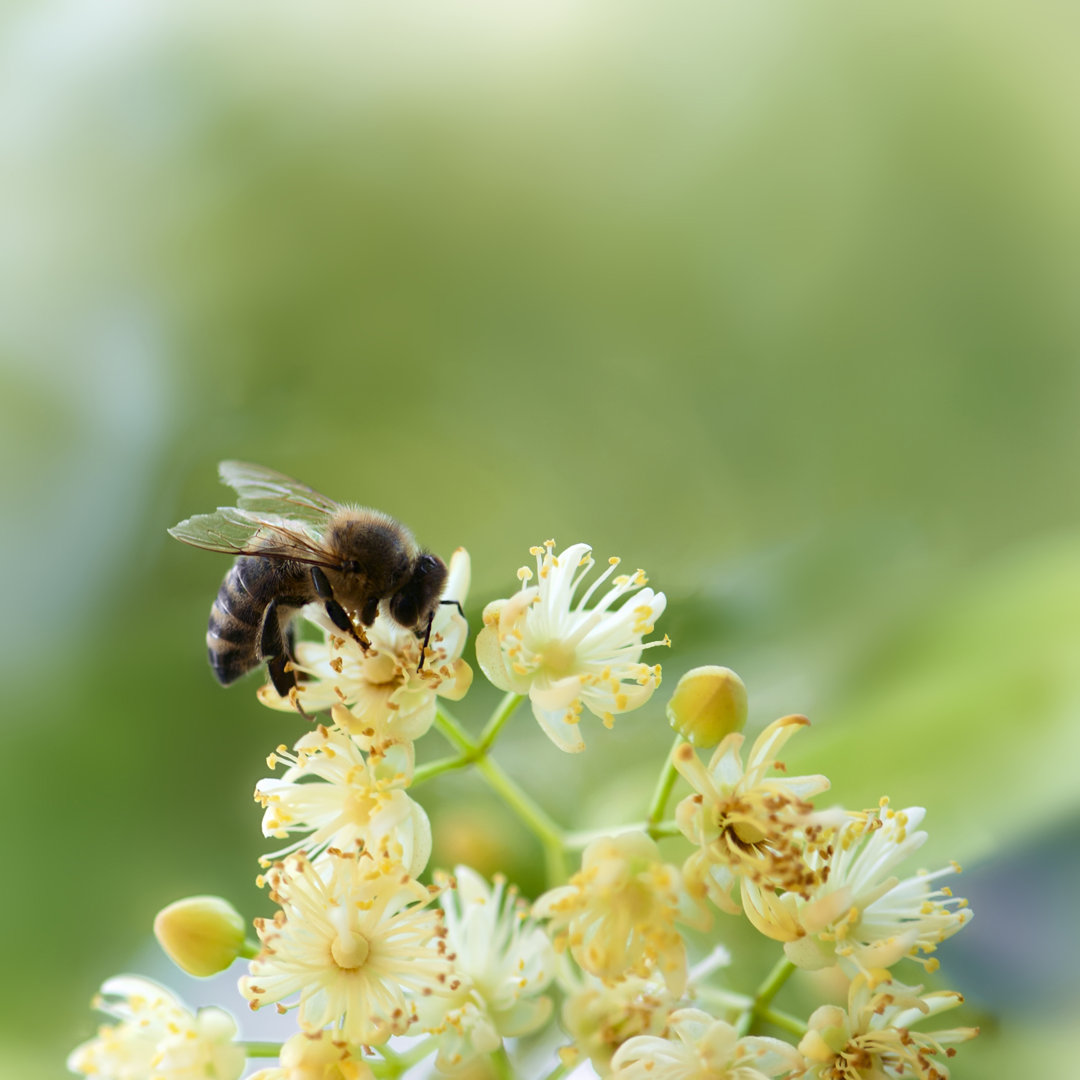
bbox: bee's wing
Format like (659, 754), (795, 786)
(217, 460), (340, 528)
(168, 507), (336, 565)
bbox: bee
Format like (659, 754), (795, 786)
(169, 461), (458, 701)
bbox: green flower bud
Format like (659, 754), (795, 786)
(153, 895), (246, 977)
(666, 666), (748, 747)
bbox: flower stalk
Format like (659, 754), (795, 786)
(735, 956), (797, 1036)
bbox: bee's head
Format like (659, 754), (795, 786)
(389, 553), (447, 631)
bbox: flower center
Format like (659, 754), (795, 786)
(345, 789), (377, 825)
(330, 929), (370, 970)
(363, 652), (398, 685)
(537, 639), (578, 678)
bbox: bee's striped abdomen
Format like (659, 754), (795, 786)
(206, 557), (266, 685)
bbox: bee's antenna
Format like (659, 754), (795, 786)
(439, 599), (466, 619)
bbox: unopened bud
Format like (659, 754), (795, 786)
(666, 666), (748, 747)
(153, 895), (245, 977)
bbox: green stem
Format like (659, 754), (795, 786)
(646, 735), (684, 829)
(649, 818), (681, 839)
(434, 706), (476, 756)
(491, 1045), (514, 1080)
(693, 983), (753, 1016)
(241, 1041), (283, 1058)
(563, 818), (681, 850)
(239, 938), (261, 959)
(541, 1062), (569, 1080)
(472, 755), (564, 849)
(735, 956), (797, 1036)
(395, 1037), (438, 1066)
(412, 753), (472, 786)
(758, 1006), (808, 1037)
(478, 692), (524, 752)
(435, 705), (566, 884)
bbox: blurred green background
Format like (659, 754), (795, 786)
(3, 1), (1078, 1075)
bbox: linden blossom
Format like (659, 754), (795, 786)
(610, 1008), (803, 1080)
(533, 832), (704, 996)
(67, 976), (245, 1080)
(257, 547), (472, 747)
(248, 1032), (374, 1080)
(414, 866), (557, 1072)
(743, 800), (973, 982)
(239, 849), (456, 1046)
(255, 722), (432, 875)
(796, 975), (979, 1080)
(476, 540), (670, 753)
(673, 714), (840, 917)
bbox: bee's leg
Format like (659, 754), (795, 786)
(417, 610), (435, 672)
(258, 598), (304, 700)
(266, 653), (294, 697)
(311, 567), (369, 652)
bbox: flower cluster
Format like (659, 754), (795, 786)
(67, 977), (244, 1080)
(72, 532), (979, 1080)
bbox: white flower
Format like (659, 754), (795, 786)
(674, 715), (837, 917)
(559, 971), (681, 1078)
(611, 1008), (802, 1080)
(476, 540), (668, 753)
(417, 866), (556, 1072)
(533, 832), (694, 994)
(239, 850), (455, 1045)
(747, 801), (972, 981)
(248, 1031), (374, 1080)
(796, 974), (978, 1079)
(67, 976), (244, 1080)
(259, 548), (472, 748)
(256, 723), (431, 875)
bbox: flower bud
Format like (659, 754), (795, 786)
(666, 666), (748, 747)
(154, 895), (246, 977)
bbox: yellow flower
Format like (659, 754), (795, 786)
(259, 548), (472, 748)
(533, 832), (691, 993)
(256, 723), (430, 875)
(796, 974), (978, 1079)
(417, 867), (556, 1072)
(67, 976), (244, 1080)
(611, 1008), (802, 1080)
(476, 541), (668, 753)
(559, 972), (680, 1078)
(239, 849), (454, 1045)
(674, 715), (836, 917)
(247, 1032), (373, 1080)
(757, 801), (973, 982)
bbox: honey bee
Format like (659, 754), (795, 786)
(169, 461), (458, 700)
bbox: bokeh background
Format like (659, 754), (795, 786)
(2, 1), (1078, 1076)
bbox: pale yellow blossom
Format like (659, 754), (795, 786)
(533, 832), (693, 993)
(795, 974), (978, 1079)
(239, 849), (454, 1045)
(256, 724), (430, 875)
(259, 548), (472, 748)
(611, 1008), (802, 1080)
(476, 541), (667, 752)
